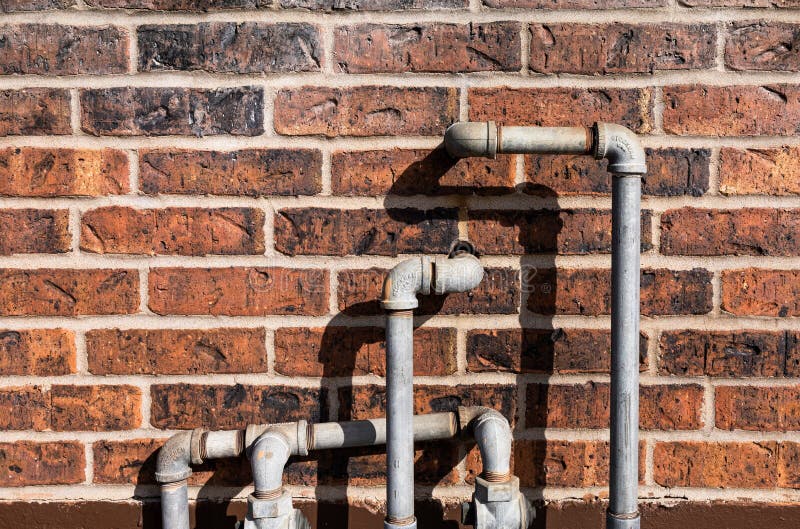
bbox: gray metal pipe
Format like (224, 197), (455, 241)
(160, 480), (190, 529)
(310, 412), (458, 450)
(445, 121), (646, 529)
(471, 409), (512, 481)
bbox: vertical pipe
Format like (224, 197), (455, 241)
(160, 480), (190, 529)
(385, 311), (417, 527)
(608, 174), (641, 527)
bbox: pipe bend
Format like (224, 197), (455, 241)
(381, 256), (431, 311)
(593, 123), (647, 176)
(433, 253), (484, 295)
(249, 429), (292, 495)
(156, 430), (193, 484)
(467, 408), (512, 481)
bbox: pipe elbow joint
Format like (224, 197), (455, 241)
(472, 409), (512, 480)
(432, 253), (484, 296)
(381, 256), (431, 311)
(593, 123), (647, 176)
(444, 121), (497, 159)
(156, 430), (194, 484)
(249, 430), (292, 494)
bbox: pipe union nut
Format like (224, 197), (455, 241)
(248, 491), (294, 520)
(474, 475), (518, 503)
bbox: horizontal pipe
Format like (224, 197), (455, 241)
(499, 126), (590, 155)
(310, 412), (458, 451)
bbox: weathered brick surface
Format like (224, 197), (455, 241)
(0, 89), (70, 136)
(337, 267), (519, 316)
(0, 148), (129, 197)
(140, 149), (321, 196)
(662, 208), (800, 256)
(467, 209), (652, 255)
(0, 387), (50, 430)
(81, 206), (265, 255)
(50, 385), (141, 431)
(149, 267), (328, 316)
(331, 149), (515, 196)
(275, 208), (458, 256)
(0, 209), (70, 255)
(467, 328), (647, 374)
(664, 85), (800, 136)
(334, 22), (521, 73)
(716, 385), (800, 431)
(1, 0), (75, 10)
(659, 330), (800, 377)
(653, 442), (796, 488)
(151, 384), (325, 429)
(526, 268), (713, 316)
(274, 86), (458, 137)
(721, 269), (800, 316)
(80, 87), (264, 136)
(726, 22), (800, 71)
(682, 0), (800, 5)
(0, 25), (128, 75)
(87, 0), (465, 8)
(526, 382), (704, 430)
(274, 327), (456, 377)
(529, 23), (715, 74)
(719, 147), (800, 195)
(339, 384), (516, 423)
(86, 328), (268, 375)
(469, 88), (652, 132)
(0, 329), (75, 376)
(0, 269), (139, 316)
(0, 442), (85, 486)
(524, 148), (710, 196)
(139, 23), (321, 73)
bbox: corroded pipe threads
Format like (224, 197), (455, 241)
(483, 470), (512, 483)
(253, 488), (282, 500)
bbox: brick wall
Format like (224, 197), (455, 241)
(1, 0), (800, 526)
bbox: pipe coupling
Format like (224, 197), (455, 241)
(593, 123), (647, 175)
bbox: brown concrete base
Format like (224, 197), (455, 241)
(1, 500), (799, 529)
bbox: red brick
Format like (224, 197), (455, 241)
(719, 147), (800, 195)
(716, 385), (800, 431)
(526, 268), (713, 316)
(0, 442), (84, 486)
(0, 269), (139, 316)
(274, 327), (456, 377)
(337, 267), (519, 316)
(0, 88), (70, 136)
(653, 441), (782, 488)
(682, 0), (800, 5)
(86, 0), (269, 7)
(0, 148), (129, 197)
(0, 387), (49, 430)
(148, 267), (328, 316)
(1, 0), (75, 10)
(139, 149), (321, 196)
(0, 24), (127, 74)
(726, 22), (800, 71)
(331, 148), (516, 196)
(80, 87), (263, 136)
(525, 148), (709, 197)
(138, 23), (321, 73)
(81, 206), (264, 256)
(50, 385), (141, 431)
(0, 329), (75, 375)
(89, 0), (465, 7)
(0, 209), (70, 254)
(86, 328), (267, 375)
(275, 208), (458, 256)
(721, 269), (800, 316)
(467, 328), (647, 374)
(662, 208), (800, 256)
(151, 384), (325, 429)
(469, 88), (652, 133)
(338, 384), (516, 424)
(659, 330), (791, 377)
(530, 23), (715, 74)
(664, 85), (800, 136)
(274, 86), (458, 137)
(526, 382), (703, 430)
(334, 22), (520, 73)
(467, 209), (652, 255)
(484, 0), (663, 7)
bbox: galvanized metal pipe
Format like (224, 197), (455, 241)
(500, 126), (591, 155)
(310, 412), (458, 450)
(160, 480), (190, 529)
(607, 175), (642, 529)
